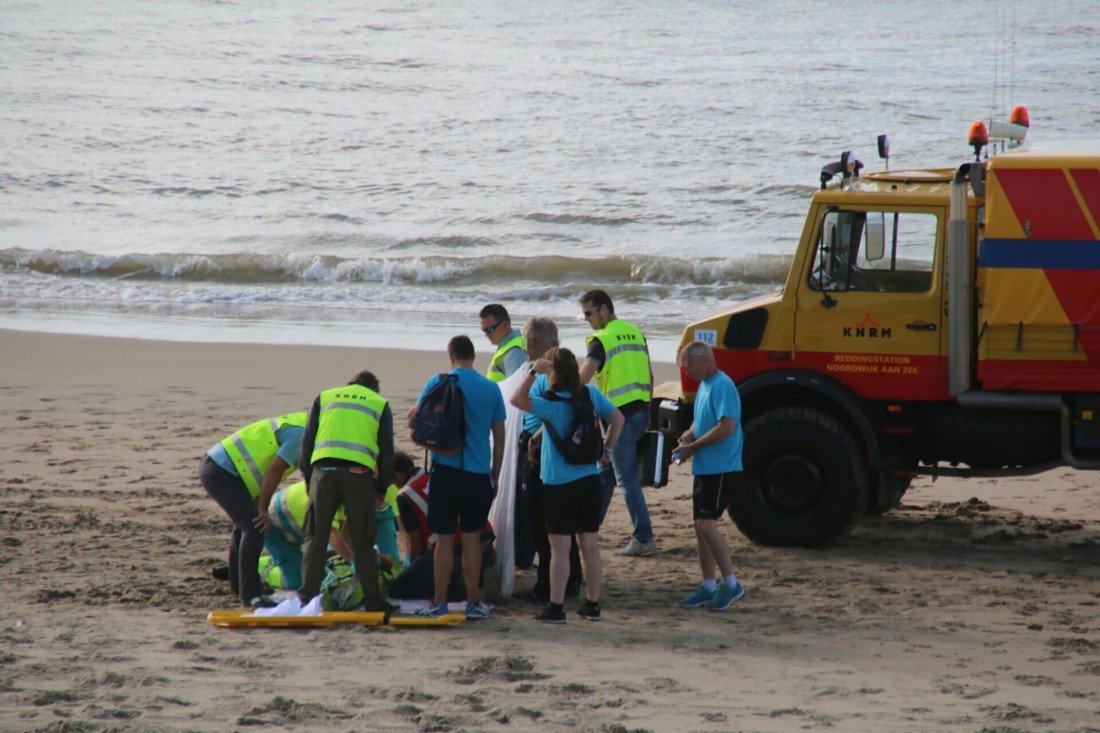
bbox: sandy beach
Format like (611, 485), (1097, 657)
(1, 328), (1098, 732)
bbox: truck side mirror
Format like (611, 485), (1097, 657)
(865, 213), (885, 261)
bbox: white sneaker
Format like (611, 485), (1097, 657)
(614, 538), (657, 557)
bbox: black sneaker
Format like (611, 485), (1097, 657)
(211, 564), (230, 581)
(246, 595), (278, 609)
(576, 600), (601, 621)
(535, 604), (566, 624)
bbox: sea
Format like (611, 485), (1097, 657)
(2, 0), (1098, 363)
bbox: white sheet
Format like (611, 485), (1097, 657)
(488, 368), (526, 597)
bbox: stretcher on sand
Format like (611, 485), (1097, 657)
(206, 610), (465, 628)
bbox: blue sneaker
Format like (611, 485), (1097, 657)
(415, 602), (449, 618)
(705, 581), (745, 610)
(465, 601), (492, 620)
(678, 584), (716, 608)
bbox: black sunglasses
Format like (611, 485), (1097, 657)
(582, 307), (600, 318)
(482, 322), (503, 335)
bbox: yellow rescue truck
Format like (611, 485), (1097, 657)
(656, 109), (1100, 546)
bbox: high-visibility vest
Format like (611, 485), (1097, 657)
(270, 480), (345, 545)
(397, 472), (437, 550)
(220, 412), (307, 498)
(487, 331), (527, 382)
(310, 384), (386, 469)
(270, 480), (310, 544)
(586, 318), (652, 407)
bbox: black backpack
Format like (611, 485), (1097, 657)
(542, 388), (605, 465)
(412, 373), (465, 456)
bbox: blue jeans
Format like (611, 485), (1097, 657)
(263, 530), (303, 590)
(598, 409), (653, 543)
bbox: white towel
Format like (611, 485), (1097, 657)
(488, 369), (526, 597)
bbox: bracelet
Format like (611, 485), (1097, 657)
(602, 447), (613, 454)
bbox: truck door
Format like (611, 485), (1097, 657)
(794, 206), (948, 400)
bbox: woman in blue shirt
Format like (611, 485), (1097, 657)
(511, 347), (624, 624)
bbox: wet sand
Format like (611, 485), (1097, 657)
(2, 328), (1098, 732)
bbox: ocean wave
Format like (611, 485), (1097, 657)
(0, 248), (791, 289)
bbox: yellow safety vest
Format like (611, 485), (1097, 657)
(586, 318), (652, 407)
(271, 480), (343, 543)
(310, 384), (386, 469)
(487, 332), (527, 382)
(220, 412), (307, 498)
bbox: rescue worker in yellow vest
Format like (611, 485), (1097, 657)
(578, 289), (658, 557)
(199, 412), (307, 608)
(480, 303), (527, 383)
(480, 302), (536, 568)
(258, 480), (402, 592)
(257, 480), (350, 590)
(296, 370), (399, 617)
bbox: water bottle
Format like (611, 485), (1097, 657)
(671, 450), (683, 466)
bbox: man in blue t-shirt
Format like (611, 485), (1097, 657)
(408, 335), (506, 620)
(674, 341), (747, 612)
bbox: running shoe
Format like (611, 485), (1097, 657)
(575, 600), (601, 621)
(415, 601), (449, 618)
(465, 601), (492, 620)
(614, 538), (658, 557)
(535, 604), (566, 624)
(678, 584), (716, 608)
(705, 581), (746, 611)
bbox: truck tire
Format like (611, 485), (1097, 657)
(865, 472), (911, 516)
(729, 406), (868, 546)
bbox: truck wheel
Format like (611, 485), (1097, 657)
(729, 407), (868, 546)
(865, 472), (911, 517)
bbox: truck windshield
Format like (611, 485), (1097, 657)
(810, 210), (936, 293)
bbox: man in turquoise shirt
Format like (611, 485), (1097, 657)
(674, 341), (747, 611)
(409, 335), (506, 620)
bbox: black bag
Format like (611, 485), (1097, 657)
(412, 373), (465, 456)
(639, 430), (673, 488)
(542, 388), (605, 465)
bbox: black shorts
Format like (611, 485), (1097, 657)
(692, 472), (738, 520)
(427, 463), (494, 536)
(544, 474), (601, 535)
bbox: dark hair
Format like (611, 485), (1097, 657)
(579, 289), (614, 314)
(479, 303), (509, 322)
(348, 370), (380, 392)
(448, 335), (476, 361)
(393, 451), (415, 476)
(545, 347), (581, 396)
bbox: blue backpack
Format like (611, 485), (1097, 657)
(542, 388), (605, 465)
(412, 373), (465, 456)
